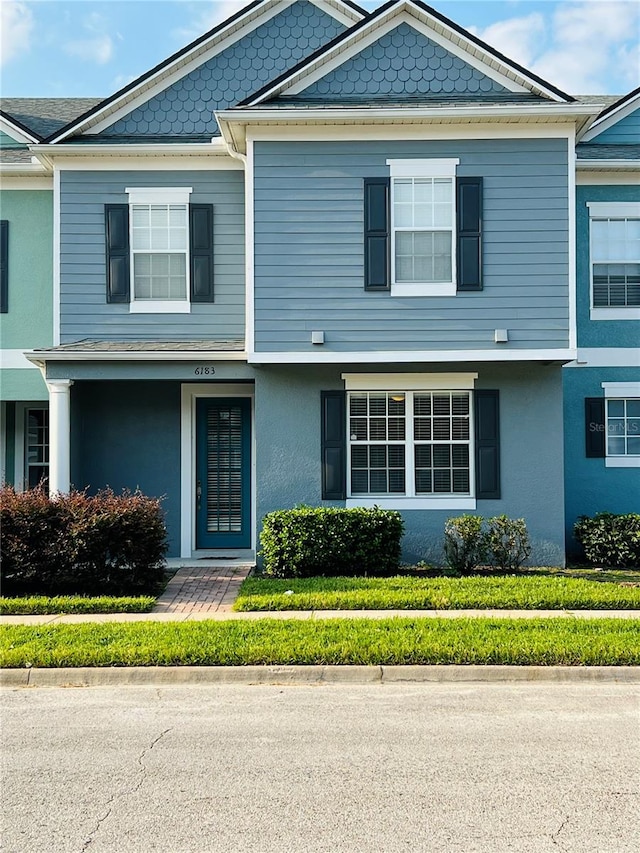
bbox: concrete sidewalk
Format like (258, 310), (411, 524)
(2, 607), (639, 625)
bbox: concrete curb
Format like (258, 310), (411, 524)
(2, 665), (640, 689)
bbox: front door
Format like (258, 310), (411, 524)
(195, 398), (251, 549)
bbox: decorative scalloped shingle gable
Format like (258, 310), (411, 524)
(99, 0), (346, 138)
(298, 22), (509, 100)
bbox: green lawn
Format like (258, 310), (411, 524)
(234, 574), (640, 612)
(0, 596), (156, 615)
(1, 618), (639, 668)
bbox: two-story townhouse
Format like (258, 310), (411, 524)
(24, 0), (603, 564)
(564, 88), (640, 556)
(0, 101), (98, 490)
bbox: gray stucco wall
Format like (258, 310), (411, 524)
(253, 138), (570, 353)
(71, 381), (182, 554)
(255, 363), (566, 565)
(60, 170), (244, 343)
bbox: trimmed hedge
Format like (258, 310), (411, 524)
(0, 487), (168, 595)
(260, 506), (404, 578)
(574, 512), (640, 569)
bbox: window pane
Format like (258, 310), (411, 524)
(627, 437), (640, 455)
(413, 179), (433, 204)
(607, 436), (625, 455)
(607, 400), (624, 418)
(433, 470), (451, 493)
(433, 179), (452, 202)
(627, 400), (640, 417)
(394, 179), (412, 203)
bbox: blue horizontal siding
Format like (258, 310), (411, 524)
(590, 107), (640, 144)
(253, 138), (570, 353)
(59, 170), (245, 343)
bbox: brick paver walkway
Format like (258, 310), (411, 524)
(152, 563), (253, 614)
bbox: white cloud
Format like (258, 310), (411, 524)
(470, 1), (640, 94)
(468, 13), (545, 69)
(0, 1), (34, 66)
(174, 1), (246, 43)
(64, 11), (114, 65)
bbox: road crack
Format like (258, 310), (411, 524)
(550, 814), (570, 848)
(80, 727), (172, 852)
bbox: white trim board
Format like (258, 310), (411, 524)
(568, 349), (640, 368)
(580, 90), (640, 143)
(343, 372), (478, 390)
(0, 351), (39, 369)
(602, 382), (640, 396)
(0, 176), (53, 190)
(346, 497), (476, 510)
(576, 172), (640, 185)
(26, 350), (247, 364)
(567, 131), (577, 351)
(53, 167), (61, 347)
(0, 115), (39, 144)
(179, 383), (256, 559)
(245, 136), (255, 355)
(51, 0), (362, 141)
(249, 348), (576, 364)
(591, 308), (640, 321)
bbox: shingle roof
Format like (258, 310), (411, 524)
(576, 144), (640, 160)
(1, 98), (102, 139)
(35, 340), (245, 353)
(237, 92), (551, 110)
(0, 147), (34, 163)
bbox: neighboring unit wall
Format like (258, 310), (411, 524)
(59, 169), (245, 342)
(253, 138), (570, 353)
(576, 184), (640, 348)
(589, 108), (640, 145)
(0, 189), (52, 398)
(254, 363), (566, 565)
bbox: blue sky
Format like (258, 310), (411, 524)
(1, 0), (638, 98)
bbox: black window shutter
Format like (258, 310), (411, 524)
(0, 220), (8, 313)
(105, 205), (130, 303)
(364, 178), (390, 291)
(190, 204), (214, 303)
(321, 391), (346, 500)
(457, 177), (483, 291)
(474, 390), (500, 499)
(585, 397), (605, 458)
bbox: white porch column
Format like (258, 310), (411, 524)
(46, 379), (73, 495)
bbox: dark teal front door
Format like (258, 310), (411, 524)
(196, 398), (251, 549)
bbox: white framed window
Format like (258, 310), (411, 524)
(588, 202), (640, 320)
(387, 159), (459, 297)
(602, 382), (640, 468)
(343, 373), (477, 509)
(126, 187), (192, 314)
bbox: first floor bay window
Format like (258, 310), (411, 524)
(346, 380), (474, 504)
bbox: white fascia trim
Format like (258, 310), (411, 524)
(0, 162), (49, 175)
(343, 372), (478, 390)
(126, 186), (192, 204)
(25, 350), (247, 363)
(244, 123), (578, 141)
(53, 167), (61, 347)
(387, 158), (459, 177)
(590, 308), (640, 321)
(0, 115), (39, 144)
(346, 497), (476, 510)
(129, 302), (191, 314)
(569, 349), (640, 368)
(580, 92), (640, 142)
(312, 0), (363, 26)
(249, 348), (576, 364)
(567, 131), (577, 350)
(602, 382), (640, 396)
(180, 382), (256, 558)
(0, 175), (53, 190)
(576, 160), (640, 171)
(30, 142), (229, 156)
(576, 172), (639, 186)
(605, 457), (640, 468)
(0, 350), (38, 369)
(45, 155), (242, 172)
(587, 202), (640, 217)
(245, 136), (255, 355)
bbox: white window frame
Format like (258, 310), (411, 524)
(125, 187), (193, 314)
(343, 372), (477, 509)
(387, 159), (459, 298)
(602, 382), (640, 468)
(587, 202), (640, 321)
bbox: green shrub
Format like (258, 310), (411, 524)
(443, 515), (485, 573)
(0, 486), (168, 595)
(574, 513), (640, 569)
(484, 515), (531, 571)
(260, 506), (404, 578)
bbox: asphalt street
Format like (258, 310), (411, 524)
(2, 682), (639, 852)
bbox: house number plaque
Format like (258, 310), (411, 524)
(194, 366), (216, 376)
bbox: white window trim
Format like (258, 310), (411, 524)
(602, 382), (640, 468)
(345, 375), (477, 509)
(125, 186), (193, 314)
(387, 159), (459, 298)
(588, 201), (640, 319)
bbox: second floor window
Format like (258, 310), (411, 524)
(588, 202), (640, 319)
(131, 203), (189, 301)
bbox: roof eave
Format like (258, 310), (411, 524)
(576, 159), (640, 170)
(26, 349), (248, 364)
